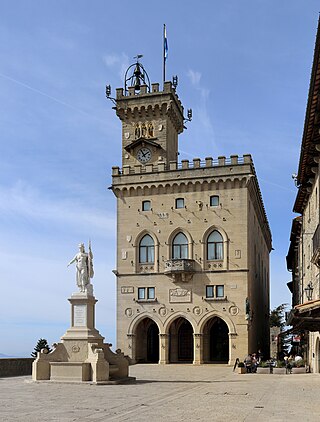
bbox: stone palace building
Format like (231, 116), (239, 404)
(109, 61), (272, 364)
(286, 19), (320, 372)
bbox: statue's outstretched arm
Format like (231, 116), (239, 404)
(67, 255), (77, 267)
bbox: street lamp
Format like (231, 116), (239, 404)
(304, 282), (314, 301)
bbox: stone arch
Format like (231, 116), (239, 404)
(163, 312), (198, 335)
(128, 312), (163, 336)
(240, 177), (247, 188)
(128, 314), (162, 363)
(164, 313), (196, 363)
(201, 315), (230, 363)
(198, 311), (236, 335)
(172, 183), (180, 194)
(233, 178), (240, 189)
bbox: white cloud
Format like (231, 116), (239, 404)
(187, 69), (202, 86)
(103, 52), (130, 81)
(186, 68), (214, 135)
(0, 181), (115, 235)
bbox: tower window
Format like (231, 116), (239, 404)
(175, 198), (185, 209)
(172, 232), (188, 259)
(207, 230), (223, 260)
(210, 195), (219, 207)
(142, 200), (151, 211)
(139, 234), (155, 263)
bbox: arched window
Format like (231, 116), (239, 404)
(139, 235), (155, 263)
(172, 232), (188, 259)
(207, 230), (223, 260)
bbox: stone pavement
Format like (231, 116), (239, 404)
(1, 364), (320, 421)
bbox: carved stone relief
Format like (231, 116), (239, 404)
(125, 308), (133, 317)
(193, 306), (202, 316)
(169, 288), (192, 303)
(229, 306), (239, 316)
(159, 307), (168, 317)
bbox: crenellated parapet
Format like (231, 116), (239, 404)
(112, 154), (252, 179)
(115, 82), (184, 135)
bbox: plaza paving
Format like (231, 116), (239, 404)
(1, 364), (320, 421)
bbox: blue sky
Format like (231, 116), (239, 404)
(0, 1), (318, 357)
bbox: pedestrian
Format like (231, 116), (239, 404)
(252, 353), (258, 373)
(244, 354), (252, 373)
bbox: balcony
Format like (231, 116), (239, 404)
(164, 259), (195, 282)
(312, 224), (320, 267)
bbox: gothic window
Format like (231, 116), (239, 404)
(210, 195), (219, 207)
(172, 232), (188, 259)
(175, 198), (185, 209)
(207, 230), (223, 260)
(142, 200), (151, 211)
(139, 234), (155, 263)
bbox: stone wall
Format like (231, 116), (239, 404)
(0, 358), (33, 377)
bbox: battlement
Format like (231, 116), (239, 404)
(112, 154), (252, 176)
(115, 81), (184, 118)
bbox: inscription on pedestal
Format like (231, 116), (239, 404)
(74, 305), (87, 327)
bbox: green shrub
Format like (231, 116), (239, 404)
(259, 361), (269, 368)
(238, 361), (245, 367)
(293, 359), (305, 368)
(276, 360), (285, 368)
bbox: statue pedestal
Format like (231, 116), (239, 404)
(61, 291), (104, 342)
(32, 288), (132, 384)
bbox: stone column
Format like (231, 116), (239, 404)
(193, 333), (203, 365)
(229, 333), (238, 365)
(159, 334), (169, 364)
(127, 334), (135, 363)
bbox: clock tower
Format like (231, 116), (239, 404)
(112, 59), (185, 167)
(109, 58), (272, 366)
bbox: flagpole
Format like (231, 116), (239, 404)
(163, 24), (166, 87)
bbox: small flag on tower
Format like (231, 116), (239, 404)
(163, 24), (168, 85)
(164, 24), (168, 61)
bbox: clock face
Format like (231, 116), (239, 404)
(137, 147), (152, 163)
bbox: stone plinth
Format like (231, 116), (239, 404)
(32, 290), (132, 384)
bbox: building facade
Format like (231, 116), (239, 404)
(286, 20), (320, 373)
(110, 64), (272, 364)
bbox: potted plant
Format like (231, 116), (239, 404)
(273, 360), (286, 374)
(238, 361), (246, 374)
(292, 359), (306, 374)
(256, 361), (270, 374)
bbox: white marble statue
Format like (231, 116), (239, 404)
(68, 242), (94, 293)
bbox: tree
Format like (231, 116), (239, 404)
(270, 304), (287, 329)
(270, 304), (289, 358)
(31, 338), (51, 358)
